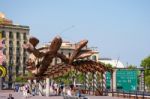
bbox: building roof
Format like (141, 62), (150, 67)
(0, 12), (12, 25)
(99, 58), (125, 68)
(0, 12), (29, 30)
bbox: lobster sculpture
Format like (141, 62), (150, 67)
(23, 36), (95, 77)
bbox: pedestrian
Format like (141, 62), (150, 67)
(60, 82), (64, 95)
(22, 84), (28, 98)
(32, 84), (36, 96)
(67, 87), (72, 96)
(7, 94), (14, 99)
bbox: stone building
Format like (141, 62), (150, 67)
(43, 41), (99, 65)
(0, 12), (29, 89)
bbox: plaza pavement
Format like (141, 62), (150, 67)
(0, 91), (126, 99)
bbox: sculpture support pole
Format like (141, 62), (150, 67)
(46, 78), (50, 97)
(93, 72), (97, 95)
(28, 79), (32, 90)
(102, 72), (106, 95)
(85, 72), (89, 94)
(39, 81), (43, 96)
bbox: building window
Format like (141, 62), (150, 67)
(23, 57), (26, 64)
(9, 56), (13, 65)
(8, 66), (12, 72)
(68, 52), (71, 58)
(16, 48), (20, 56)
(23, 41), (27, 44)
(23, 33), (27, 40)
(9, 47), (13, 55)
(3, 48), (6, 55)
(16, 57), (20, 64)
(17, 41), (20, 46)
(92, 55), (97, 61)
(9, 40), (13, 47)
(16, 66), (19, 75)
(2, 31), (6, 38)
(23, 49), (27, 56)
(16, 32), (20, 40)
(9, 31), (13, 39)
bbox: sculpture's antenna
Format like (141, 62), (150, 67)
(59, 25), (75, 37)
(61, 25), (75, 34)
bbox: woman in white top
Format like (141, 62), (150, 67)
(22, 85), (28, 98)
(67, 88), (72, 96)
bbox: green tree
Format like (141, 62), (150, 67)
(141, 56), (150, 91)
(127, 65), (137, 69)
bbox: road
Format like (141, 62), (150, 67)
(0, 92), (126, 99)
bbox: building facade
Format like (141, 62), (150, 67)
(0, 12), (29, 89)
(43, 41), (100, 65)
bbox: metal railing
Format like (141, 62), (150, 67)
(106, 89), (150, 99)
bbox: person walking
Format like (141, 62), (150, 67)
(7, 94), (14, 99)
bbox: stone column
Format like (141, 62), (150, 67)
(46, 78), (50, 97)
(113, 70), (116, 91)
(111, 69), (116, 96)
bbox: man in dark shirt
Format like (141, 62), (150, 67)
(7, 94), (14, 99)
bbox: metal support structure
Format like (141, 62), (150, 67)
(92, 72), (94, 95)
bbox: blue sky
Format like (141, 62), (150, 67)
(0, 0), (150, 66)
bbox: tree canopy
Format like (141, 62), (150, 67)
(141, 55), (150, 91)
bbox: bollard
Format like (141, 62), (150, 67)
(142, 91), (144, 99)
(117, 90), (119, 97)
(136, 91), (137, 99)
(129, 91), (130, 99)
(123, 91), (125, 98)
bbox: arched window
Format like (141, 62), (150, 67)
(92, 55), (97, 61)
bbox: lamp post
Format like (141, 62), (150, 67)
(140, 68), (145, 92)
(144, 65), (150, 92)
